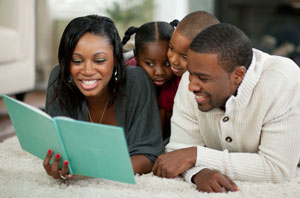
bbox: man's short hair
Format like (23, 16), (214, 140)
(176, 11), (220, 41)
(189, 23), (253, 72)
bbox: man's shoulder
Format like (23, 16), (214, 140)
(176, 71), (191, 95)
(253, 49), (300, 86)
(254, 49), (300, 76)
(178, 71), (189, 86)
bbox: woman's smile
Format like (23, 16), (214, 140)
(80, 79), (99, 90)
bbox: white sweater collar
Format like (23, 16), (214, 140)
(226, 49), (267, 110)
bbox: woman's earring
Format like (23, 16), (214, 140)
(114, 69), (118, 82)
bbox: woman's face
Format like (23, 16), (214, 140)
(70, 32), (114, 98)
(136, 41), (173, 86)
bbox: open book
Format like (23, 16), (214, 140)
(2, 95), (135, 184)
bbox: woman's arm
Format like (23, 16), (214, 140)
(131, 155), (153, 174)
(122, 67), (164, 168)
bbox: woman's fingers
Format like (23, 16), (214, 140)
(43, 149), (53, 175)
(51, 153), (61, 179)
(60, 160), (70, 179)
(43, 150), (71, 181)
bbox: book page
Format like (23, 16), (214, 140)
(55, 118), (135, 184)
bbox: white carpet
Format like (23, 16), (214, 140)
(1, 136), (300, 198)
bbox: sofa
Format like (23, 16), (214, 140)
(0, 0), (35, 98)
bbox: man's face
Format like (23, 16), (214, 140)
(187, 50), (238, 112)
(167, 30), (191, 76)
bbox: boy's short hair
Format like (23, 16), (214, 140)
(176, 11), (220, 40)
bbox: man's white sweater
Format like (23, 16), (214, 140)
(166, 49), (300, 183)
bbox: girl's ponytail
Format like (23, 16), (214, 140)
(169, 19), (179, 28)
(122, 26), (139, 45)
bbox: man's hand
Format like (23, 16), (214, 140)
(193, 168), (239, 193)
(152, 147), (197, 178)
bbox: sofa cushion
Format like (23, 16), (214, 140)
(0, 26), (19, 63)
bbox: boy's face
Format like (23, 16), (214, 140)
(136, 41), (173, 86)
(167, 30), (191, 76)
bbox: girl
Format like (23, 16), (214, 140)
(122, 20), (178, 141)
(43, 15), (163, 181)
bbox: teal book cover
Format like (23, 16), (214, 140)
(2, 95), (70, 172)
(3, 95), (135, 184)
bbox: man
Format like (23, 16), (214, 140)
(153, 23), (300, 193)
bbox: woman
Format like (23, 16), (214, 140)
(43, 15), (163, 181)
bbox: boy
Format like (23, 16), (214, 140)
(158, 11), (220, 142)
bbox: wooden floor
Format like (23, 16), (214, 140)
(0, 90), (46, 142)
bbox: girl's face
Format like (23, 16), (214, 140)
(70, 32), (114, 98)
(136, 41), (173, 86)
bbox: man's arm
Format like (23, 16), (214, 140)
(153, 72), (206, 178)
(151, 72), (238, 193)
(193, 103), (300, 182)
(190, 69), (300, 183)
(154, 67), (300, 185)
(192, 169), (239, 193)
(152, 147), (197, 178)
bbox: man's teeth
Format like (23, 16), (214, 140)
(82, 80), (96, 85)
(196, 95), (205, 98)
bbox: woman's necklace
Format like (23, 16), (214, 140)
(87, 96), (109, 123)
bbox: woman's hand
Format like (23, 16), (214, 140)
(43, 149), (72, 181)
